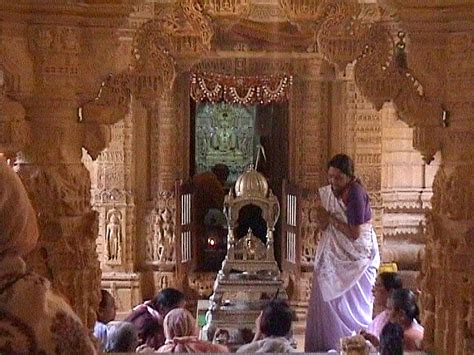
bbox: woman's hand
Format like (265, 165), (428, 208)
(315, 206), (330, 230)
(359, 330), (380, 347)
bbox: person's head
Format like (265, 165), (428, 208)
(163, 308), (198, 340)
(0, 158), (39, 258)
(104, 321), (138, 353)
(388, 288), (420, 328)
(212, 164), (230, 185)
(327, 154), (355, 194)
(139, 318), (162, 349)
(97, 289), (116, 323)
(260, 300), (293, 337)
(373, 272), (403, 309)
(379, 322), (404, 355)
(150, 288), (186, 316)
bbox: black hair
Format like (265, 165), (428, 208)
(99, 289), (113, 310)
(212, 164), (230, 181)
(104, 321), (137, 353)
(150, 288), (185, 314)
(379, 322), (404, 355)
(260, 300), (292, 337)
(390, 288), (420, 323)
(328, 154), (355, 178)
(380, 272), (403, 292)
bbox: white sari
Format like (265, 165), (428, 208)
(305, 185), (380, 351)
(314, 185), (380, 301)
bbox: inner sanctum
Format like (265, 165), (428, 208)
(0, 0), (473, 353)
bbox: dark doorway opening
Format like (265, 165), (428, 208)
(190, 100), (289, 271)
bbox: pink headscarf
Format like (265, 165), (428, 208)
(158, 308), (228, 353)
(0, 158), (38, 257)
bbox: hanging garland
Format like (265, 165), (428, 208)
(190, 72), (293, 105)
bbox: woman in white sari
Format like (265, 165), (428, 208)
(304, 154), (380, 352)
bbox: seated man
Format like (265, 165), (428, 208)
(193, 164), (230, 268)
(237, 300), (296, 353)
(93, 289), (117, 351)
(124, 288), (185, 351)
(193, 164), (230, 233)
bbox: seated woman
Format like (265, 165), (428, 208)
(364, 272), (403, 338)
(157, 308), (228, 353)
(237, 300), (296, 353)
(363, 288), (424, 351)
(389, 288), (424, 350)
(379, 322), (404, 355)
(0, 158), (96, 354)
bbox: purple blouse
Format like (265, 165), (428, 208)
(345, 181), (372, 225)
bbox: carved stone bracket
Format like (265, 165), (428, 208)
(307, 0), (445, 163)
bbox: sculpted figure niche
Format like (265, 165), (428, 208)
(106, 210), (122, 262)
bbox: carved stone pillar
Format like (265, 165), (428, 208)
(292, 57), (329, 189)
(0, 3), (134, 329)
(380, 103), (438, 289)
(14, 23), (99, 330)
(138, 95), (179, 287)
(379, 1), (474, 353)
(152, 97), (178, 194)
(291, 56), (332, 315)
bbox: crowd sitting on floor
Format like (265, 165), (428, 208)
(0, 156), (425, 353)
(92, 276), (423, 354)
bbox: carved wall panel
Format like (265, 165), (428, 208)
(84, 108), (136, 271)
(300, 192), (322, 269)
(144, 191), (177, 266)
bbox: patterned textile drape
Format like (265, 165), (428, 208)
(190, 72), (293, 105)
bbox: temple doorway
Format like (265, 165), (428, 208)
(190, 99), (289, 271)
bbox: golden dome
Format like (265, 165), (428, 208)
(234, 164), (269, 198)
